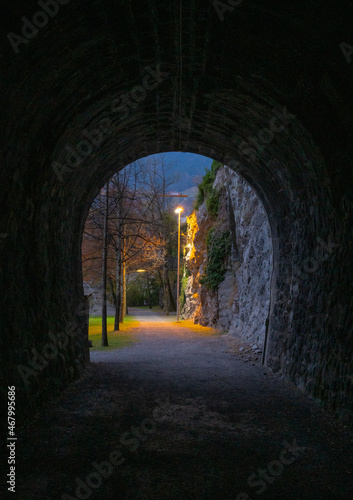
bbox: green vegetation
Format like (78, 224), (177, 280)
(195, 160), (223, 211)
(200, 229), (231, 291)
(179, 271), (189, 310)
(127, 273), (159, 307)
(89, 315), (139, 351)
(206, 189), (220, 217)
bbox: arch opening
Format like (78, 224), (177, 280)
(81, 153), (274, 359)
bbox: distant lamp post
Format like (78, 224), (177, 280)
(175, 207), (183, 322)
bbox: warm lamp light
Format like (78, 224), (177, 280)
(175, 207), (183, 214)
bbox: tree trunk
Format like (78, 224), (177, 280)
(146, 271), (152, 308)
(101, 182), (109, 346)
(158, 270), (164, 309)
(163, 266), (170, 315)
(120, 232), (125, 323)
(123, 260), (127, 315)
(108, 275), (116, 306)
(114, 249), (121, 331)
(120, 264), (124, 323)
(114, 205), (122, 331)
(167, 271), (176, 311)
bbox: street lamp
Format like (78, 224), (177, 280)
(175, 207), (183, 322)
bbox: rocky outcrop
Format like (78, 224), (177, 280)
(183, 166), (273, 347)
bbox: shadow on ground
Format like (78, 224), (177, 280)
(11, 308), (353, 499)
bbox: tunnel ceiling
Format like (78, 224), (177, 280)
(1, 1), (353, 206)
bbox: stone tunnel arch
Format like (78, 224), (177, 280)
(1, 1), (353, 425)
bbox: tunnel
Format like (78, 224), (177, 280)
(1, 0), (353, 430)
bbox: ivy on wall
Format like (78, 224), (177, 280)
(206, 189), (220, 217)
(179, 271), (189, 309)
(200, 229), (231, 291)
(195, 160), (223, 211)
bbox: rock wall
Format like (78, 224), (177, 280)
(183, 166), (273, 347)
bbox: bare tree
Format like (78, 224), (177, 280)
(114, 199), (122, 331)
(101, 182), (109, 346)
(82, 154), (182, 330)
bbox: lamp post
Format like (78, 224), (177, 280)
(175, 207), (183, 322)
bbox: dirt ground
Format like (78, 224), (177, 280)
(9, 308), (353, 499)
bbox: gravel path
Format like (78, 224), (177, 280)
(12, 308), (353, 499)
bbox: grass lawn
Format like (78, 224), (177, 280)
(89, 315), (139, 351)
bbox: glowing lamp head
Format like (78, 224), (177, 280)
(175, 207), (183, 214)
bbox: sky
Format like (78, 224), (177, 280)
(142, 152), (214, 214)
